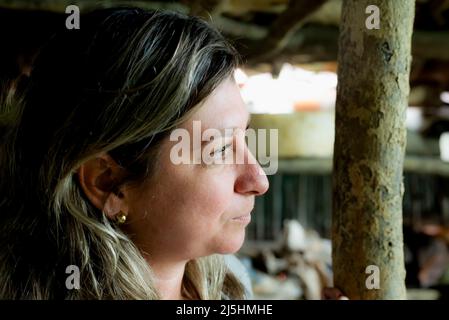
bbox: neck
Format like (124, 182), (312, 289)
(147, 257), (188, 300)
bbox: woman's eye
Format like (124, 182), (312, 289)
(211, 143), (232, 158)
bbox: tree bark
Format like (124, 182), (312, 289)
(332, 0), (415, 299)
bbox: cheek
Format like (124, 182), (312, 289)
(163, 168), (239, 249)
(166, 192), (229, 249)
(134, 167), (236, 231)
(199, 178), (232, 208)
(187, 171), (247, 254)
(128, 162), (243, 258)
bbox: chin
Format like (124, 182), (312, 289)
(215, 229), (246, 254)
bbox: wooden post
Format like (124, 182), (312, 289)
(332, 0), (415, 299)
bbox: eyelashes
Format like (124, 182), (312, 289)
(205, 128), (250, 165)
(210, 143), (233, 158)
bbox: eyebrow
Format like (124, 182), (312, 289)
(200, 113), (252, 147)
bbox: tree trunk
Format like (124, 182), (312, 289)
(332, 0), (415, 299)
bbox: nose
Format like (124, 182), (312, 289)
(234, 152), (269, 196)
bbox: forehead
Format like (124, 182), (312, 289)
(187, 78), (249, 130)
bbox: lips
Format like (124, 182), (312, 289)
(231, 202), (254, 224)
(232, 214), (251, 223)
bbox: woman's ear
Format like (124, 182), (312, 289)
(77, 153), (128, 219)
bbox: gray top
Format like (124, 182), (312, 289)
(224, 254), (253, 299)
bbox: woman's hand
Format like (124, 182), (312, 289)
(322, 287), (349, 300)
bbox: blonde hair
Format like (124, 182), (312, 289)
(0, 8), (245, 299)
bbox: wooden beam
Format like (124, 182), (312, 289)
(214, 15), (268, 39)
(243, 0), (329, 63)
(412, 30), (449, 60)
(0, 1), (189, 13)
(225, 0), (288, 14)
(237, 25), (449, 65)
(332, 0), (415, 299)
(187, 0), (225, 18)
(276, 156), (449, 177)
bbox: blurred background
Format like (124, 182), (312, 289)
(1, 0), (449, 300)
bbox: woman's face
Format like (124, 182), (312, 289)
(124, 77), (269, 262)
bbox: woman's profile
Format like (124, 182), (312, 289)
(0, 7), (269, 299)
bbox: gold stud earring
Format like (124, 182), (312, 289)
(115, 211), (128, 225)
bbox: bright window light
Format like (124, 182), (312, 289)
(441, 91), (449, 104)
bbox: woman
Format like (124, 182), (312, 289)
(0, 7), (269, 299)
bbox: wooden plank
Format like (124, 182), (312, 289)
(276, 156), (449, 177)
